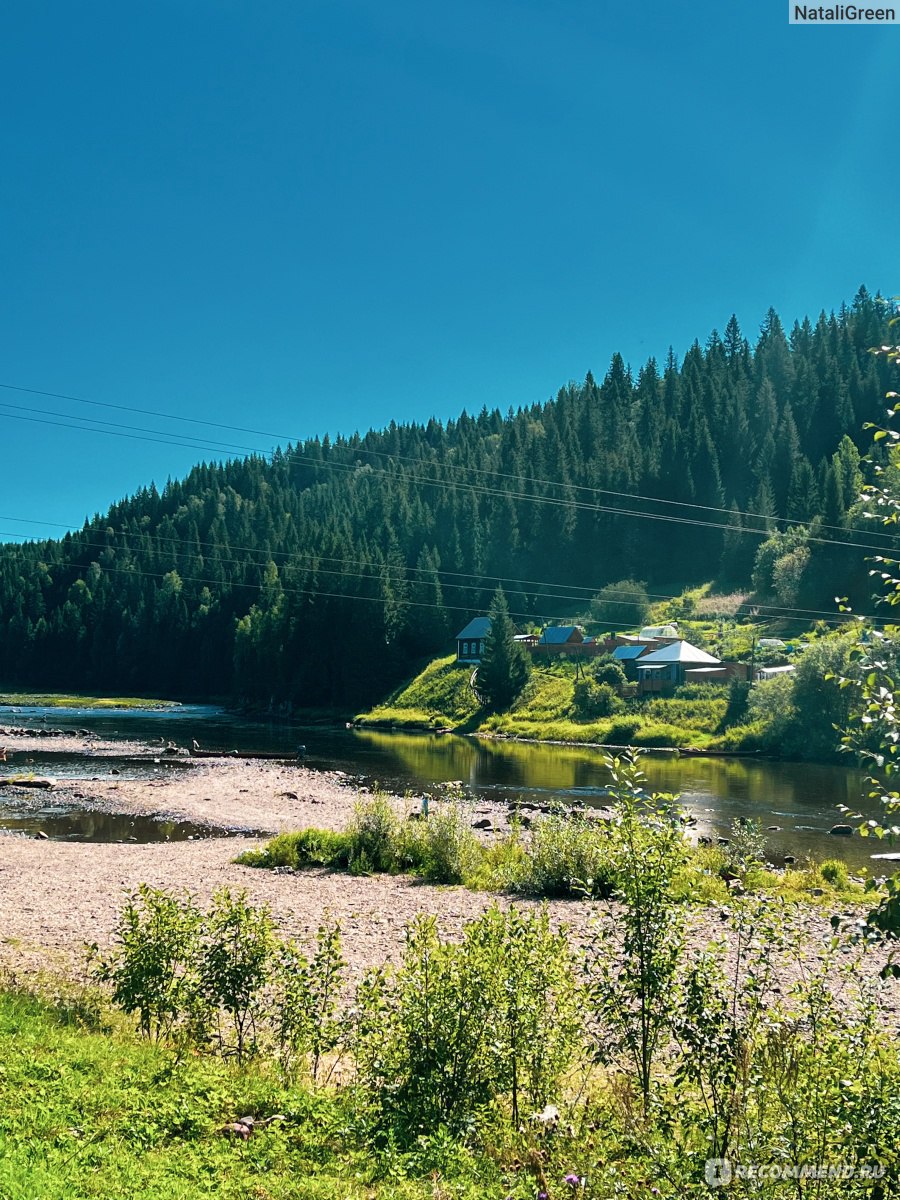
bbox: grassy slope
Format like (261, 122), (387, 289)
(357, 657), (725, 749)
(358, 655), (480, 729)
(0, 990), (487, 1200)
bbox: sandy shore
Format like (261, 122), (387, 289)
(0, 749), (897, 1023)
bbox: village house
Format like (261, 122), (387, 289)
(534, 625), (601, 659)
(611, 643), (649, 680)
(636, 639), (722, 693)
(455, 616), (491, 663)
(635, 639), (749, 693)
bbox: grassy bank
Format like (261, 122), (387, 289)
(23, 795), (897, 1200)
(357, 656), (726, 749)
(0, 692), (181, 710)
(0, 987), (489, 1200)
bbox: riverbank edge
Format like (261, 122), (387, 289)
(349, 717), (792, 762)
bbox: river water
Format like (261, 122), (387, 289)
(0, 703), (896, 870)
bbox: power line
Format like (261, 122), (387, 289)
(2, 402), (894, 559)
(0, 545), (883, 634)
(0, 379), (895, 548)
(0, 520), (884, 627)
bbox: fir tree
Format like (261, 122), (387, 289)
(477, 587), (531, 711)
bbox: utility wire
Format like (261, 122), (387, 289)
(0, 523), (883, 627)
(1, 403), (895, 557)
(0, 379), (894, 546)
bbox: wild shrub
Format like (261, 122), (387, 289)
(274, 916), (345, 1083)
(603, 715), (642, 745)
(236, 828), (353, 870)
(723, 817), (767, 874)
(95, 887), (347, 1075)
(586, 754), (687, 1112)
(571, 678), (622, 720)
(478, 906), (581, 1125)
(516, 811), (616, 898)
(820, 857), (849, 888)
(672, 681), (728, 700)
(198, 888), (277, 1063)
(91, 884), (203, 1044)
(399, 802), (482, 883)
(590, 655), (629, 690)
(348, 792), (402, 872)
(353, 906), (580, 1140)
(353, 913), (498, 1137)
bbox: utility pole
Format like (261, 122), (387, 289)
(749, 606), (759, 680)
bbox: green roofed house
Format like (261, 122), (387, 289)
(456, 616), (491, 663)
(636, 639), (721, 694)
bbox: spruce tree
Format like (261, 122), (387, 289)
(477, 587), (531, 711)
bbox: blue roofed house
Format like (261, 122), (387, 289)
(456, 616), (491, 663)
(611, 643), (650, 680)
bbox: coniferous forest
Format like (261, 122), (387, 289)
(0, 287), (896, 709)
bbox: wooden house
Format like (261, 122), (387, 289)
(455, 617), (491, 663)
(636, 640), (721, 694)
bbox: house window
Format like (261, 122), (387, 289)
(463, 641), (469, 656)
(478, 640), (484, 655)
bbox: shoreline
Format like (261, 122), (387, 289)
(0, 734), (896, 1027)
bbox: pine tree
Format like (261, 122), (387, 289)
(477, 587), (531, 711)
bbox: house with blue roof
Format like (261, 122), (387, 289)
(611, 643), (650, 680)
(456, 616), (491, 663)
(534, 625), (596, 658)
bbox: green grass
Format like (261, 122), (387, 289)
(0, 692), (181, 709)
(0, 986), (492, 1200)
(356, 655), (479, 729)
(359, 658), (723, 748)
(238, 802), (871, 909)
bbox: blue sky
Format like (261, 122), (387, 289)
(1, 0), (897, 532)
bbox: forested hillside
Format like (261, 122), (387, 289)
(0, 287), (895, 708)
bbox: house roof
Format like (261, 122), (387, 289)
(456, 616), (491, 641)
(539, 625), (582, 645)
(612, 645), (647, 661)
(637, 640), (720, 666)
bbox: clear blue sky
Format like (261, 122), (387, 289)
(1, 0), (897, 532)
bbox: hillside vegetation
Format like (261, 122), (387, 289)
(358, 586), (861, 761)
(0, 288), (894, 709)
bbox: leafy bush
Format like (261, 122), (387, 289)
(591, 655), (629, 689)
(672, 681), (729, 699)
(723, 817), (767, 874)
(820, 858), (849, 888)
(274, 916), (345, 1082)
(348, 792), (402, 872)
(91, 884), (202, 1044)
(571, 678), (622, 719)
(399, 802), (482, 883)
(236, 828), (352, 870)
(604, 715), (642, 744)
(94, 886), (347, 1074)
(199, 888), (277, 1062)
(515, 811), (616, 898)
(353, 907), (579, 1139)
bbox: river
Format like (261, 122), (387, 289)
(0, 703), (896, 871)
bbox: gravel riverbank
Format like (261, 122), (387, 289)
(0, 749), (896, 1026)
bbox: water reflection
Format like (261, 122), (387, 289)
(0, 705), (894, 869)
